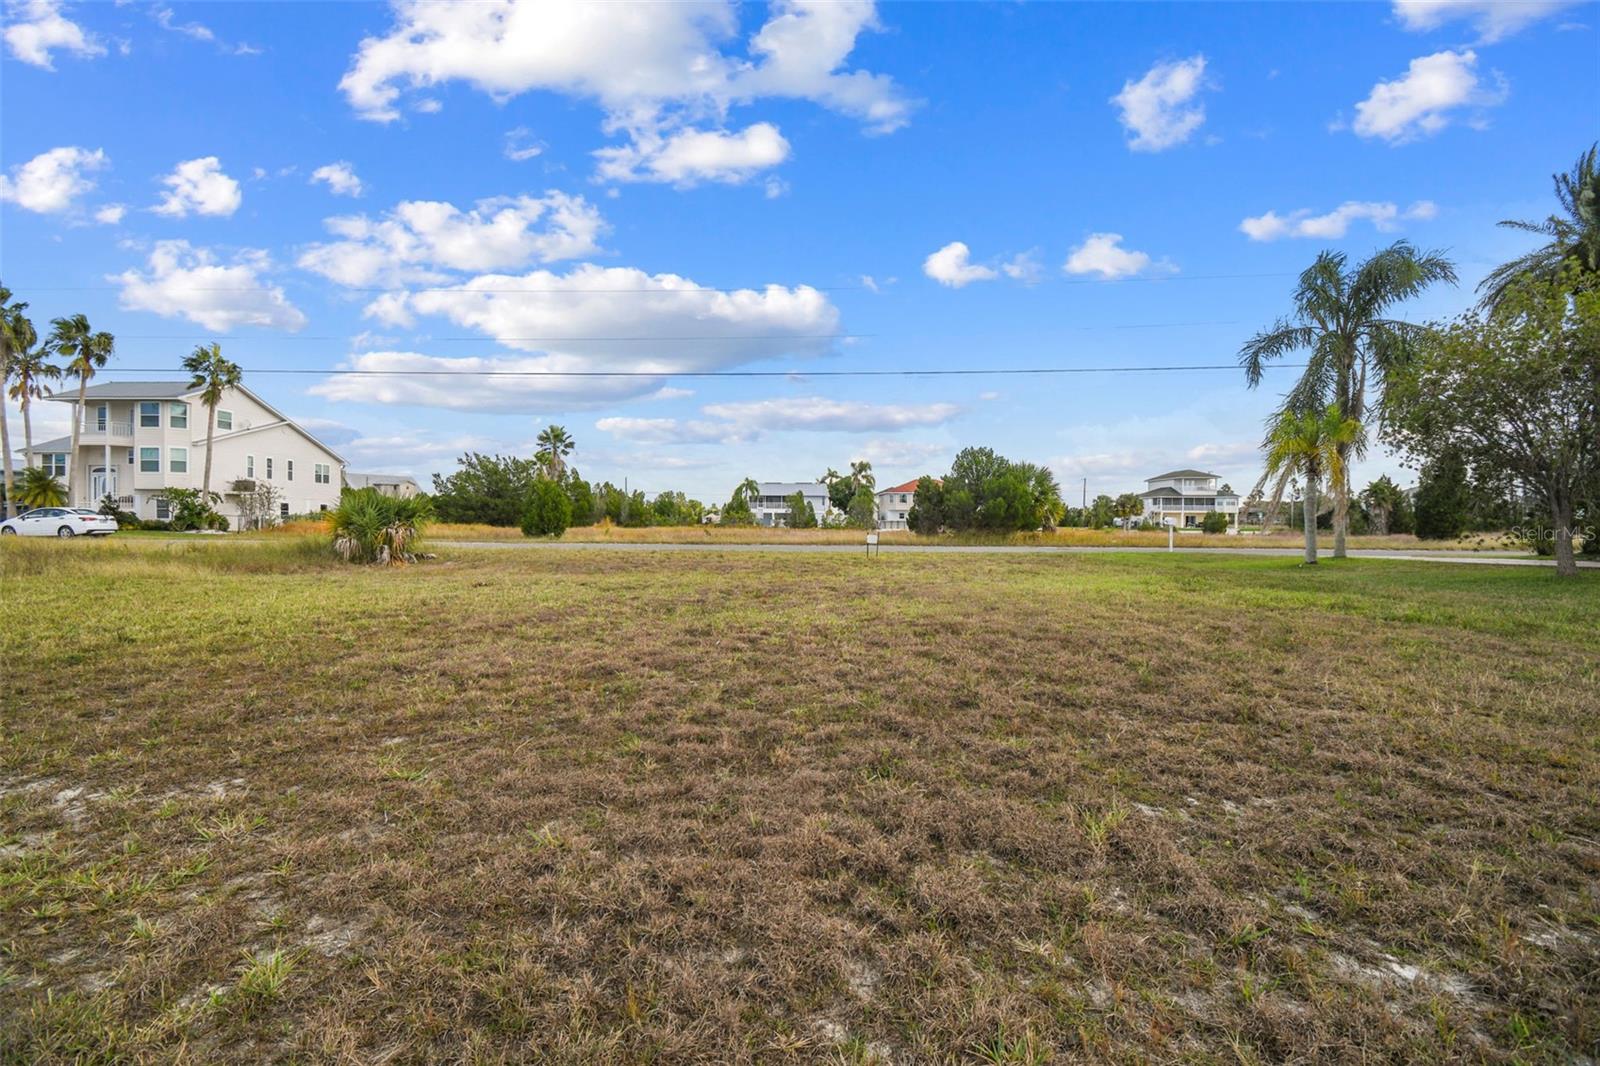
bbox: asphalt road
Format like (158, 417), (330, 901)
(442, 541), (1598, 568)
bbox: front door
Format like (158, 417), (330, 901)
(90, 467), (116, 502)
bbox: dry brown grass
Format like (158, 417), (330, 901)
(403, 521), (1525, 552)
(2, 543), (1595, 1062)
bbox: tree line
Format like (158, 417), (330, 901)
(1239, 143), (1598, 576)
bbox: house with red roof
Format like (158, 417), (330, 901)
(875, 478), (926, 530)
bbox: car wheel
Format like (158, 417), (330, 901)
(0, 528), (15, 536)
(57, 526), (76, 538)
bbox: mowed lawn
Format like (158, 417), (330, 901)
(1, 541), (1596, 1064)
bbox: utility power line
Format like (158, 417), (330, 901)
(104, 362), (1305, 379)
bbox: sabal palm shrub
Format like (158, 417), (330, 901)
(331, 489), (434, 564)
(16, 467), (66, 508)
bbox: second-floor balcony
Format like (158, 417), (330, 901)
(77, 416), (136, 442)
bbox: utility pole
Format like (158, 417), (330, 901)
(1081, 478), (1087, 510)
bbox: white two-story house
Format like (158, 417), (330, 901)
(875, 479), (924, 531)
(21, 380), (346, 526)
(747, 482), (833, 527)
(1139, 468), (1241, 528)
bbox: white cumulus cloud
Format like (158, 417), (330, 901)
(153, 156), (243, 217)
(923, 241), (998, 288)
(313, 265), (842, 409)
(3, 0), (104, 69)
(595, 122), (791, 186)
(0, 145), (106, 213)
(297, 192), (605, 286)
(1392, 0), (1576, 42)
(337, 0), (911, 184)
(112, 240), (307, 332)
(1063, 233), (1161, 280)
(309, 161), (363, 197)
(1111, 55), (1209, 152)
(1239, 200), (1438, 241)
(1351, 50), (1507, 143)
(94, 203), (126, 225)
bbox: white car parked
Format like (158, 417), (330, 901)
(0, 507), (120, 538)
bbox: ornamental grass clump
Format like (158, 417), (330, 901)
(330, 488), (434, 564)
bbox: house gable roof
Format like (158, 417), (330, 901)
(877, 478), (929, 495)
(1147, 468), (1219, 482)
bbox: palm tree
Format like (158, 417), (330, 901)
(1240, 241), (1455, 558)
(1479, 143), (1599, 312)
(15, 466), (66, 509)
(1259, 405), (1362, 565)
(535, 424), (574, 480)
(849, 459), (875, 491)
(819, 466), (841, 487)
(738, 476), (761, 502)
(8, 326), (60, 476)
(0, 285), (21, 518)
(49, 314), (115, 506)
(181, 342), (242, 502)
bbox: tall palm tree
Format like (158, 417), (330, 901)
(849, 459), (874, 491)
(181, 342), (243, 502)
(535, 424), (574, 480)
(8, 325), (59, 476)
(1240, 241), (1455, 557)
(49, 314), (115, 505)
(0, 285), (21, 518)
(1260, 405), (1362, 565)
(738, 476), (761, 502)
(1479, 143), (1599, 312)
(819, 467), (841, 487)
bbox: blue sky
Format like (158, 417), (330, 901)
(3, 0), (1595, 503)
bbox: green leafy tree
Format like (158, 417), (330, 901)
(97, 493), (138, 528)
(522, 478), (573, 537)
(1360, 475), (1406, 536)
(1241, 241), (1456, 557)
(785, 490), (818, 528)
(846, 484), (876, 529)
(430, 452), (543, 525)
(1201, 510), (1229, 533)
(1479, 144), (1599, 312)
(907, 476), (945, 533)
(15, 466), (65, 508)
(163, 487), (227, 531)
(1112, 492), (1143, 530)
(1388, 273), (1598, 575)
(48, 313), (115, 505)
(1087, 494), (1115, 529)
(1410, 450), (1470, 542)
(1260, 404), (1362, 565)
(535, 425), (574, 480)
(332, 488), (434, 564)
(565, 477), (596, 527)
(182, 342), (243, 502)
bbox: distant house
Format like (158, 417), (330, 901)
(344, 472), (420, 498)
(748, 482), (832, 527)
(875, 478), (923, 531)
(1139, 469), (1240, 528)
(21, 380), (344, 526)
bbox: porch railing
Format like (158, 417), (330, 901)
(79, 418), (136, 440)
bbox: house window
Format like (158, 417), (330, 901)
(155, 498), (170, 521)
(169, 447), (188, 473)
(169, 403), (188, 429)
(139, 401), (161, 428)
(139, 447), (160, 473)
(42, 453), (67, 477)
(314, 463), (330, 485)
(125, 449), (134, 465)
(899, 494), (907, 503)
(246, 455), (255, 478)
(279, 502), (290, 519)
(95, 404), (108, 430)
(216, 410), (233, 431)
(286, 460), (293, 481)
(265, 457), (273, 479)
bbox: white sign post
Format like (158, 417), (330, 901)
(866, 532), (879, 558)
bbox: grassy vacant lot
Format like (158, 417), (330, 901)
(2, 539), (1595, 1063)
